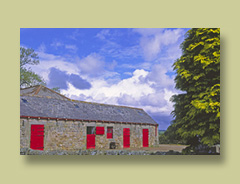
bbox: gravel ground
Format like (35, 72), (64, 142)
(106, 144), (188, 152)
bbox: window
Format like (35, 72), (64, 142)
(107, 127), (113, 139)
(21, 98), (28, 103)
(96, 126), (105, 135)
(74, 104), (79, 108)
(87, 126), (95, 135)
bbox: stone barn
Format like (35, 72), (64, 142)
(20, 85), (159, 151)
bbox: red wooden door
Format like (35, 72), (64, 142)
(87, 134), (95, 149)
(142, 129), (149, 147)
(123, 128), (130, 148)
(30, 124), (44, 150)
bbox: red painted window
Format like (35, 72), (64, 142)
(107, 127), (113, 139)
(96, 126), (105, 135)
(123, 128), (130, 148)
(30, 124), (44, 150)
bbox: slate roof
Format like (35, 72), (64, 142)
(20, 87), (157, 125)
(21, 85), (70, 100)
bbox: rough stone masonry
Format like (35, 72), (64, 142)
(20, 85), (159, 151)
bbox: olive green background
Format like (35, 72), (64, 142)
(0, 0), (237, 183)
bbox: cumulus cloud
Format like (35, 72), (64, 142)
(31, 51), (118, 86)
(134, 28), (184, 61)
(61, 68), (177, 117)
(145, 64), (175, 89)
(48, 67), (91, 90)
(78, 53), (105, 77)
(62, 69), (153, 102)
(29, 52), (79, 83)
(23, 28), (188, 129)
(32, 49), (177, 129)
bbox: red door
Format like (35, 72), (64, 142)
(87, 134), (95, 149)
(123, 128), (130, 148)
(142, 129), (149, 147)
(30, 124), (44, 150)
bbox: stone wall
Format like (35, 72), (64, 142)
(20, 148), (182, 155)
(20, 118), (158, 150)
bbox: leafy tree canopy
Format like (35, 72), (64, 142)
(20, 47), (45, 88)
(169, 28), (220, 148)
(20, 47), (61, 93)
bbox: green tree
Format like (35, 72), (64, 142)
(20, 47), (45, 88)
(170, 28), (220, 149)
(51, 87), (61, 93)
(159, 124), (186, 145)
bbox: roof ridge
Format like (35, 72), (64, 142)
(21, 85), (70, 100)
(34, 85), (42, 95)
(20, 85), (41, 90)
(21, 94), (143, 110)
(20, 94), (69, 101)
(42, 86), (70, 100)
(73, 100), (144, 110)
(20, 86), (143, 110)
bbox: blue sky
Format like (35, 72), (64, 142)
(20, 28), (190, 130)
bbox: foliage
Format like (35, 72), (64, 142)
(159, 125), (186, 144)
(51, 87), (61, 93)
(158, 130), (165, 135)
(20, 47), (45, 88)
(169, 28), (220, 148)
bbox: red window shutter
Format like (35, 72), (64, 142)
(107, 127), (113, 139)
(96, 127), (104, 135)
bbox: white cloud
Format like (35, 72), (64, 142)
(24, 29), (186, 127)
(96, 29), (110, 40)
(97, 29), (141, 59)
(123, 72), (132, 76)
(29, 50), (179, 122)
(166, 43), (182, 60)
(65, 44), (78, 52)
(50, 41), (78, 53)
(61, 68), (177, 116)
(77, 53), (105, 77)
(29, 52), (80, 82)
(30, 51), (118, 84)
(146, 64), (175, 89)
(37, 43), (46, 53)
(67, 29), (81, 40)
(133, 28), (164, 36)
(62, 69), (153, 102)
(50, 41), (63, 49)
(107, 60), (118, 70)
(120, 62), (152, 70)
(134, 28), (184, 61)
